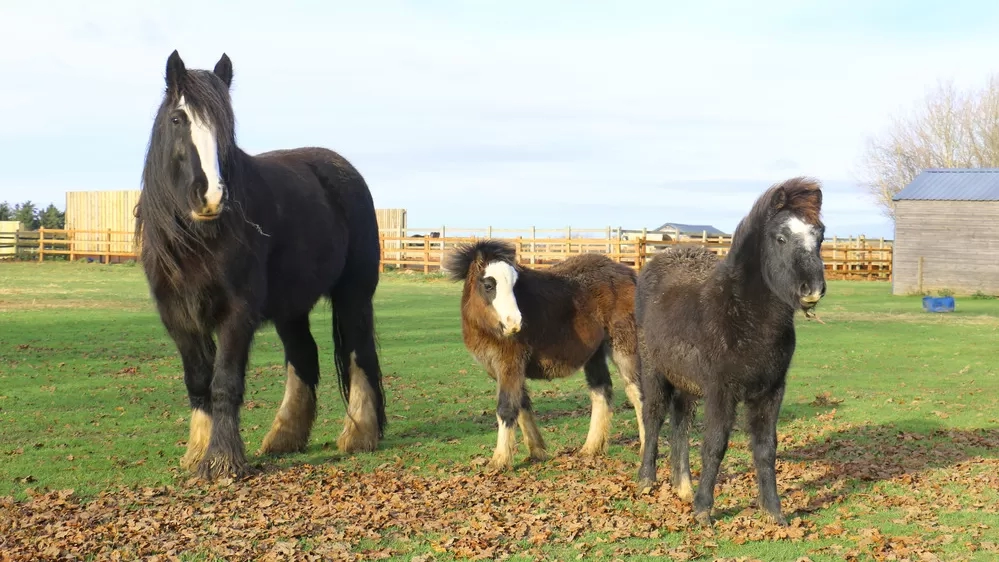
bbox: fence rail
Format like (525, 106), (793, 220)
(0, 228), (892, 280)
(378, 235), (890, 280)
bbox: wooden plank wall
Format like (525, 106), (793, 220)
(892, 200), (999, 295)
(375, 209), (407, 233)
(65, 190), (140, 254)
(0, 221), (23, 257)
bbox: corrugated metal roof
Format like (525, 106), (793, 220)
(893, 168), (999, 201)
(654, 222), (728, 235)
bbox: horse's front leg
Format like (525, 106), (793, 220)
(693, 390), (736, 527)
(488, 358), (525, 471)
(197, 308), (259, 481)
(173, 329), (216, 472)
(747, 382), (788, 526)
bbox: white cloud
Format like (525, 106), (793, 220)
(2, 1), (998, 239)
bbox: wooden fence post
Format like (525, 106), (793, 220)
(37, 228), (45, 262)
(530, 226), (536, 265)
(423, 235), (430, 274)
(378, 234), (385, 273)
(440, 226), (447, 269)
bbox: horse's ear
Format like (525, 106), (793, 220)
(213, 53), (233, 88)
(165, 50), (186, 95)
(771, 186), (787, 212)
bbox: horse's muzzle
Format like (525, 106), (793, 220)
(500, 316), (522, 337)
(190, 202), (224, 222)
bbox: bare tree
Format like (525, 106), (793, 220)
(859, 76), (999, 220)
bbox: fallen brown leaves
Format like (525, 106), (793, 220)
(1, 423), (997, 560)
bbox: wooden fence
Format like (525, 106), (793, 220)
(378, 234), (891, 280)
(0, 228), (892, 280)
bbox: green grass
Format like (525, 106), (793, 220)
(2, 261), (999, 560)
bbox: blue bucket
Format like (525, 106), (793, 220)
(922, 295), (955, 313)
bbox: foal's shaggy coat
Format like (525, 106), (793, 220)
(446, 240), (646, 470)
(636, 177), (826, 527)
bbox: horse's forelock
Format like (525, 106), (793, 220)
(444, 240), (517, 283)
(174, 70), (236, 156)
(780, 177), (823, 226)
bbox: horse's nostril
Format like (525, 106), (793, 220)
(800, 283), (809, 295)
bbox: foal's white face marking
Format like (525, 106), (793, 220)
(785, 216), (819, 252)
(483, 261), (522, 336)
(177, 96), (224, 217)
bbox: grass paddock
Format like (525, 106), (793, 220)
(1, 261), (998, 561)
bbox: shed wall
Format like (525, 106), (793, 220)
(892, 200), (999, 295)
(65, 190), (141, 254)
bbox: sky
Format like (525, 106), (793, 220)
(3, 1), (999, 239)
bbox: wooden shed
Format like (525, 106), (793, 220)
(891, 168), (999, 295)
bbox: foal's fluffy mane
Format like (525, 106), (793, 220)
(730, 177), (823, 248)
(443, 239), (518, 282)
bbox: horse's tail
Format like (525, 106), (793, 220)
(330, 278), (388, 448)
(330, 305), (352, 407)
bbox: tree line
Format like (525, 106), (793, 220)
(860, 75), (999, 220)
(0, 201), (66, 230)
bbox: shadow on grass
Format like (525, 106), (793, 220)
(706, 418), (999, 522)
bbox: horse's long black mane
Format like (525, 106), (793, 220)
(444, 240), (518, 281)
(136, 61), (247, 281)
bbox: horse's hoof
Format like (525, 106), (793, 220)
(527, 449), (549, 463)
(693, 510), (713, 528)
(764, 512), (788, 527)
(196, 450), (252, 482)
(578, 444), (607, 458)
(637, 478), (656, 496)
(258, 427), (310, 456)
(179, 450), (204, 473)
(486, 457), (513, 472)
(673, 479), (695, 502)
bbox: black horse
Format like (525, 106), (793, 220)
(635, 177), (826, 527)
(135, 50), (387, 480)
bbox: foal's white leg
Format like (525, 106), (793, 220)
(611, 347), (647, 457)
(518, 407), (548, 462)
(490, 414), (518, 470)
(580, 387), (613, 456)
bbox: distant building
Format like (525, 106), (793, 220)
(891, 168), (999, 295)
(653, 222), (728, 240)
(622, 222), (729, 242)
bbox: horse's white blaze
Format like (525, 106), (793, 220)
(484, 261), (521, 333)
(786, 216), (818, 252)
(177, 96), (224, 211)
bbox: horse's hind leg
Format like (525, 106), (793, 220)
(259, 315), (320, 455)
(637, 367), (670, 493)
(516, 385), (548, 462)
(330, 279), (387, 454)
(580, 345), (613, 457)
(746, 382), (788, 526)
(609, 344), (646, 457)
(669, 391), (696, 502)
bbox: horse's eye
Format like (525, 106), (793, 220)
(483, 277), (496, 291)
(777, 235), (787, 244)
(171, 117), (180, 125)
